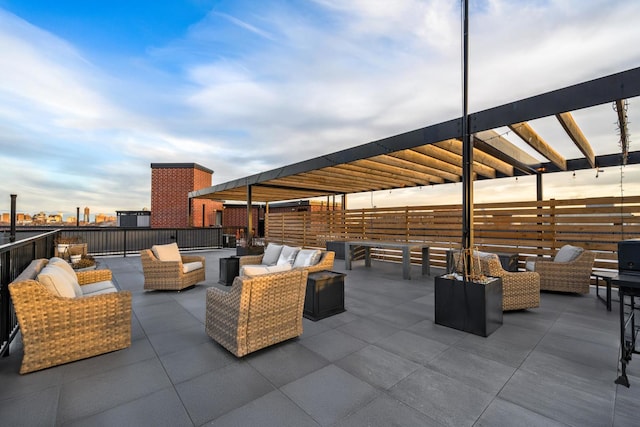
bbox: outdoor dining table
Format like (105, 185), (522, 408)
(344, 240), (430, 280)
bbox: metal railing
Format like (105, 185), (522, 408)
(1, 227), (223, 356)
(56, 227), (223, 256)
(0, 230), (56, 356)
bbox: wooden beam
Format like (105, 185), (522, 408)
(434, 138), (513, 177)
(615, 99), (629, 164)
(556, 112), (595, 168)
(508, 122), (567, 170)
(372, 153), (461, 182)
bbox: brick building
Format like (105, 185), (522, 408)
(150, 163), (223, 228)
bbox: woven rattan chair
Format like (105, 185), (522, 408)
(526, 249), (595, 294)
(239, 249), (335, 274)
(9, 269), (132, 374)
(453, 251), (540, 311)
(140, 249), (205, 291)
(206, 268), (309, 357)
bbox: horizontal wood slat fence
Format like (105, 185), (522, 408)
(265, 195), (640, 274)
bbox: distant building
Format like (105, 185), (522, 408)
(84, 207), (90, 223)
(150, 163), (223, 228)
(117, 210), (151, 227)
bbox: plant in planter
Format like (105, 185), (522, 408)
(55, 236), (82, 256)
(434, 248), (503, 337)
(72, 255), (97, 270)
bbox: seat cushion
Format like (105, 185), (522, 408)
(183, 261), (203, 273)
(241, 263), (292, 277)
(151, 243), (182, 262)
(554, 245), (584, 262)
(262, 243), (283, 266)
(37, 265), (82, 298)
(80, 280), (117, 296)
(293, 249), (322, 267)
(277, 246), (301, 266)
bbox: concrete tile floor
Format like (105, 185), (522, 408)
(0, 249), (638, 426)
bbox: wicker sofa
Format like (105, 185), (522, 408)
(526, 245), (596, 294)
(453, 251), (540, 311)
(140, 243), (206, 291)
(238, 243), (335, 276)
(8, 258), (131, 374)
(206, 268), (309, 357)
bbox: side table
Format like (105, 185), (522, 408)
(304, 271), (346, 321)
(219, 257), (239, 286)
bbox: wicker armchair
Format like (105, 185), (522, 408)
(239, 249), (335, 274)
(453, 252), (540, 311)
(9, 269), (131, 374)
(526, 249), (595, 294)
(206, 268), (309, 357)
(140, 248), (205, 291)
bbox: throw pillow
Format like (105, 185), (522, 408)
(554, 245), (584, 263)
(48, 257), (79, 282)
(262, 243), (283, 266)
(293, 249), (322, 267)
(152, 243), (182, 262)
(37, 265), (82, 298)
(277, 245), (301, 266)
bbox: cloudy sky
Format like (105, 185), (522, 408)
(1, 0), (639, 218)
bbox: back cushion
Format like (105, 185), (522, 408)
(277, 246), (301, 266)
(152, 243), (182, 262)
(37, 265), (82, 298)
(262, 243), (283, 265)
(48, 257), (79, 282)
(293, 249), (322, 268)
(554, 245), (584, 263)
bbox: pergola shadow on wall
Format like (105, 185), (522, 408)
(190, 67), (640, 246)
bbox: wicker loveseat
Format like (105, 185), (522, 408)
(206, 268), (309, 357)
(525, 245), (596, 294)
(140, 243), (206, 291)
(453, 251), (540, 311)
(238, 243), (335, 276)
(9, 258), (131, 374)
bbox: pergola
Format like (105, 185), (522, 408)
(190, 66), (640, 241)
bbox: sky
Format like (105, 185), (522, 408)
(1, 0), (640, 218)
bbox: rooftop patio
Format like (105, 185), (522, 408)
(1, 249), (637, 426)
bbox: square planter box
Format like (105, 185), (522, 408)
(434, 275), (503, 337)
(325, 241), (346, 260)
(219, 257), (239, 286)
(304, 270), (346, 321)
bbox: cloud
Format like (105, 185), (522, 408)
(1, 1), (640, 216)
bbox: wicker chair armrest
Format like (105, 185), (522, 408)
(239, 254), (265, 267)
(207, 280), (243, 325)
(76, 269), (113, 285)
(306, 251), (335, 273)
(502, 270), (540, 281)
(181, 255), (205, 266)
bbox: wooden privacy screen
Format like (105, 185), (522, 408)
(265, 195), (640, 273)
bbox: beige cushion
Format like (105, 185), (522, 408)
(241, 263), (292, 277)
(262, 243), (283, 265)
(80, 281), (117, 296)
(554, 245), (584, 263)
(11, 258), (48, 283)
(277, 246), (300, 266)
(48, 257), (79, 281)
(152, 243), (182, 262)
(183, 261), (203, 273)
(293, 249), (322, 267)
(37, 265), (82, 298)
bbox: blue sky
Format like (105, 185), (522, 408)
(1, 0), (640, 218)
